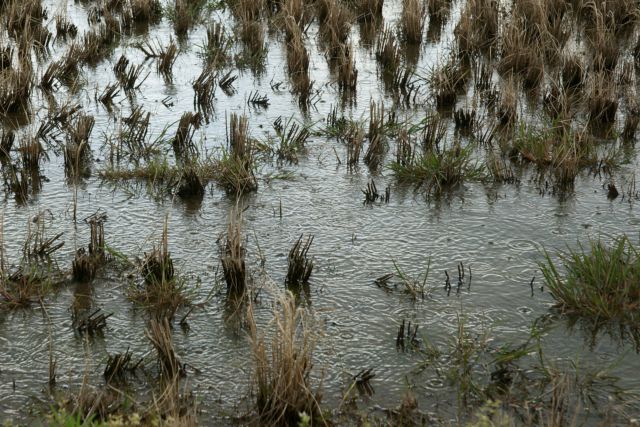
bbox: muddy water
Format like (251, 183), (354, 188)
(1, 0), (640, 424)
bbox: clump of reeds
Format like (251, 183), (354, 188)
(24, 211), (64, 260)
(1, 215), (65, 307)
(236, 0), (265, 53)
(19, 136), (47, 171)
(215, 113), (258, 195)
(0, 265), (50, 308)
(512, 123), (595, 186)
(220, 210), (246, 295)
(362, 179), (389, 204)
(346, 123), (364, 169)
(454, 0), (499, 57)
(497, 76), (518, 126)
(363, 100), (386, 170)
(104, 347), (142, 382)
(5, 0), (48, 37)
(285, 18), (309, 77)
(0, 45), (13, 71)
(74, 309), (112, 335)
(395, 127), (413, 167)
(40, 61), (62, 92)
(64, 114), (95, 178)
(336, 45), (358, 94)
(284, 17), (313, 107)
(622, 103), (640, 141)
(61, 40), (84, 70)
(400, 0), (425, 44)
(0, 130), (14, 160)
(472, 59), (492, 92)
(421, 112), (447, 150)
(146, 317), (185, 378)
(72, 248), (98, 282)
(228, 113), (250, 152)
(396, 318), (420, 351)
(72, 211), (107, 282)
(390, 140), (483, 195)
(357, 0), (383, 22)
(193, 67), (217, 116)
(454, 108), (476, 131)
(273, 116), (310, 163)
(590, 24), (619, 73)
(540, 234), (640, 325)
(430, 56), (469, 107)
(130, 0), (163, 23)
(55, 15), (78, 40)
(375, 26), (401, 77)
(317, 0), (353, 57)
(219, 71), (238, 96)
(137, 38), (179, 79)
(248, 291), (323, 425)
(202, 22), (231, 68)
(427, 0), (451, 23)
(0, 59), (33, 114)
(77, 28), (113, 65)
(172, 111), (202, 158)
(115, 106), (154, 160)
(129, 220), (190, 319)
(113, 54), (129, 76)
(98, 82), (120, 110)
(543, 80), (572, 122)
(587, 72), (618, 129)
(115, 58), (148, 92)
(42, 44), (82, 88)
(173, 0), (199, 36)
(286, 235), (314, 289)
(247, 91), (270, 108)
(281, 0), (309, 32)
(498, 19), (544, 89)
(142, 227), (174, 285)
(176, 167), (205, 199)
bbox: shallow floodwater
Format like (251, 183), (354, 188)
(1, 0), (640, 424)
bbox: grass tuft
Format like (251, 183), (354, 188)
(128, 219), (191, 320)
(286, 234), (314, 289)
(540, 235), (640, 325)
(390, 141), (483, 195)
(220, 210), (247, 296)
(248, 290), (324, 426)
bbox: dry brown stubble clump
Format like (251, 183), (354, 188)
(248, 289), (325, 426)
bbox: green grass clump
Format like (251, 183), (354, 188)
(540, 235), (640, 324)
(511, 122), (605, 185)
(389, 144), (483, 194)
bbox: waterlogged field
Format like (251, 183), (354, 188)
(1, 0), (640, 425)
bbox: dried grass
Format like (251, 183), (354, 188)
(248, 290), (324, 426)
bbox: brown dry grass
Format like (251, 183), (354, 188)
(248, 290), (324, 426)
(400, 0), (425, 44)
(357, 0), (383, 22)
(587, 72), (618, 128)
(375, 26), (401, 76)
(336, 45), (358, 94)
(364, 100), (386, 169)
(455, 0), (499, 56)
(220, 209), (246, 295)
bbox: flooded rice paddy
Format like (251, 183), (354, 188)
(1, 0), (640, 424)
